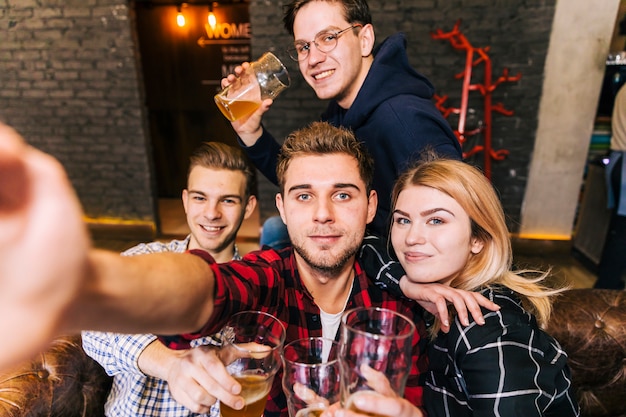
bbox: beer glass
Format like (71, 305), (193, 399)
(218, 310), (286, 417)
(214, 52), (290, 122)
(282, 337), (341, 417)
(338, 307), (415, 415)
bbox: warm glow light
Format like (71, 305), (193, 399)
(208, 11), (216, 29)
(176, 12), (185, 27)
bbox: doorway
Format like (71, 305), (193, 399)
(131, 1), (259, 243)
(132, 0), (251, 198)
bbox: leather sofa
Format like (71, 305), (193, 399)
(0, 288), (624, 417)
(0, 335), (111, 417)
(545, 289), (626, 417)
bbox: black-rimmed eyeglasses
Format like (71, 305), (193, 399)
(287, 24), (363, 62)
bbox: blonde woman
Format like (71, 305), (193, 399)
(352, 158), (580, 417)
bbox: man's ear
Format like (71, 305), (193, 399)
(359, 23), (375, 56)
(181, 189), (189, 215)
(243, 195), (257, 220)
(366, 189), (378, 224)
(275, 193), (287, 224)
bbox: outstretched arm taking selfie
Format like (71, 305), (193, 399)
(0, 122), (219, 371)
(66, 249), (216, 336)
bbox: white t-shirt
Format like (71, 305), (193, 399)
(319, 280), (353, 361)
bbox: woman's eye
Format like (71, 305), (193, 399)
(394, 217), (410, 225)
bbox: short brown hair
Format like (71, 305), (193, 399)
(188, 142), (257, 199)
(282, 0), (372, 36)
(276, 121), (374, 193)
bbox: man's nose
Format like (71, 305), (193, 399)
(312, 199), (333, 223)
(306, 42), (327, 66)
(203, 202), (221, 219)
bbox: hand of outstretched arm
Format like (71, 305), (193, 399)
(0, 122), (89, 371)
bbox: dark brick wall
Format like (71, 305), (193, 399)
(0, 0), (556, 233)
(250, 0), (557, 232)
(0, 0), (155, 224)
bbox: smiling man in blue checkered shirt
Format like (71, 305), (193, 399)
(82, 141), (257, 417)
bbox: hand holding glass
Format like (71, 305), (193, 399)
(339, 307), (416, 416)
(214, 52), (290, 122)
(218, 311), (286, 417)
(282, 337), (341, 417)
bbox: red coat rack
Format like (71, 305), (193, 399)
(431, 20), (521, 180)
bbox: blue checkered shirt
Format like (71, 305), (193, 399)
(82, 236), (240, 417)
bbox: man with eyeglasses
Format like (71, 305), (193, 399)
(223, 0), (462, 246)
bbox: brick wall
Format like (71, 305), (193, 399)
(0, 0), (155, 230)
(0, 0), (556, 233)
(250, 0), (557, 232)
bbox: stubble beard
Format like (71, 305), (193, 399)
(293, 241), (359, 278)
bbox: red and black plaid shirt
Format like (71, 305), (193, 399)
(159, 247), (428, 417)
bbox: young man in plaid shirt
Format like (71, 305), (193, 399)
(147, 122), (425, 417)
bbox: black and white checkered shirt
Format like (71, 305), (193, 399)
(421, 286), (580, 417)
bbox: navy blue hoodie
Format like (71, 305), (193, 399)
(241, 33), (461, 235)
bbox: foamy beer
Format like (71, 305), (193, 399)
(338, 307), (415, 415)
(218, 311), (286, 417)
(214, 52), (290, 122)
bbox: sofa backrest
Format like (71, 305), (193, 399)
(0, 334), (112, 417)
(546, 288), (626, 417)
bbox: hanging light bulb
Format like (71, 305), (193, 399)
(208, 3), (217, 29)
(176, 4), (185, 27)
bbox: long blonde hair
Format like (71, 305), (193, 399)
(390, 158), (564, 332)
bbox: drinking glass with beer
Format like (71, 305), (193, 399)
(218, 310), (286, 417)
(338, 307), (416, 417)
(214, 52), (290, 122)
(282, 337), (341, 417)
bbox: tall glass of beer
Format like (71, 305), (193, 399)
(218, 310), (286, 417)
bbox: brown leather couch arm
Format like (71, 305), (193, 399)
(0, 334), (112, 417)
(546, 289), (626, 417)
